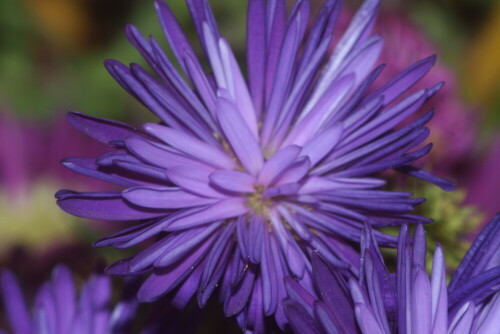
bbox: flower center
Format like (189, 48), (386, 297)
(246, 185), (273, 217)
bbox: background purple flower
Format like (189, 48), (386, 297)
(284, 215), (500, 333)
(0, 265), (138, 334)
(57, 0), (452, 331)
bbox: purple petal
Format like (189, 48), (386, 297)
(363, 55), (437, 107)
(209, 170), (256, 193)
(154, 224), (221, 268)
(61, 157), (137, 187)
(269, 211), (305, 277)
(129, 63), (216, 144)
(272, 157), (311, 186)
(93, 220), (159, 248)
(450, 213), (500, 291)
(270, 37), (332, 150)
(56, 190), (167, 220)
(128, 224), (218, 273)
(0, 270), (32, 334)
(299, 176), (385, 194)
(337, 35), (383, 87)
(147, 37), (217, 131)
(218, 40), (259, 137)
(305, 0), (379, 111)
(202, 23), (226, 89)
(163, 198), (250, 231)
(278, 206), (313, 241)
(186, 0), (219, 53)
(285, 74), (355, 147)
(283, 300), (323, 334)
(448, 266), (500, 315)
(341, 89), (428, 153)
(154, 0), (197, 75)
(216, 97), (263, 174)
(167, 166), (226, 198)
(171, 265), (202, 309)
(246, 0), (266, 114)
(261, 232), (279, 315)
(67, 112), (142, 144)
(301, 124), (343, 166)
(122, 186), (217, 209)
(258, 145), (301, 186)
(263, 183), (300, 198)
(144, 123), (235, 169)
(125, 137), (212, 171)
(249, 215), (265, 263)
(104, 60), (187, 131)
(50, 266), (77, 333)
(284, 277), (315, 315)
(411, 266), (432, 334)
(412, 224), (427, 273)
(198, 223), (235, 306)
(264, 0), (287, 106)
(397, 166), (456, 191)
(430, 245), (447, 334)
(311, 255), (357, 331)
(261, 5), (305, 145)
(448, 302), (475, 334)
(183, 50), (217, 113)
(224, 266), (256, 317)
(354, 302), (386, 334)
(137, 238), (212, 302)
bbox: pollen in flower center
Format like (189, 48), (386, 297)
(246, 185), (273, 216)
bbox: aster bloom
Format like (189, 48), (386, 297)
(284, 214), (500, 333)
(0, 266), (137, 334)
(56, 0), (453, 330)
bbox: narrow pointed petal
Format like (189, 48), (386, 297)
(209, 170), (256, 193)
(122, 187), (216, 209)
(67, 111), (142, 144)
(450, 213), (500, 291)
(258, 145), (301, 186)
(163, 198), (250, 231)
(411, 266), (432, 334)
(430, 245), (447, 334)
(301, 124), (343, 166)
(0, 271), (32, 334)
(284, 300), (323, 334)
(144, 123), (235, 170)
(166, 166), (225, 198)
(154, 0), (196, 74)
(56, 190), (167, 220)
(216, 96), (263, 174)
(125, 137), (213, 171)
(246, 0), (266, 113)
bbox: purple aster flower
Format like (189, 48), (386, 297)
(56, 0), (453, 330)
(0, 265), (138, 334)
(284, 214), (500, 333)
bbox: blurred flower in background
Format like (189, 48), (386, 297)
(0, 265), (137, 334)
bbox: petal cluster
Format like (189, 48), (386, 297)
(56, 0), (452, 330)
(0, 266), (137, 334)
(284, 214), (500, 333)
